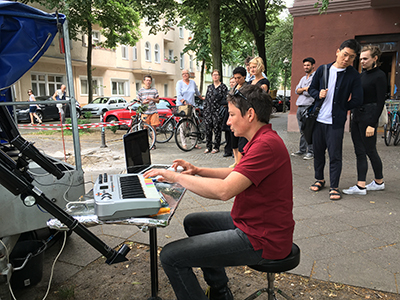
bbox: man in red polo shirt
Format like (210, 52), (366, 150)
(144, 84), (295, 300)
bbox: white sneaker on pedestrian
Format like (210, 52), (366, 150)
(365, 181), (385, 191)
(291, 151), (304, 157)
(342, 185), (367, 195)
(303, 153), (314, 160)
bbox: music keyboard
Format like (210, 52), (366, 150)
(94, 173), (161, 221)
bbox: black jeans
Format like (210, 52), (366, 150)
(312, 122), (345, 189)
(351, 106), (383, 181)
(160, 212), (264, 300)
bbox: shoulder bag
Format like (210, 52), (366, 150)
(300, 64), (328, 145)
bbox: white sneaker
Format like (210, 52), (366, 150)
(366, 181), (385, 191)
(342, 185), (367, 195)
(303, 153), (314, 160)
(291, 151), (304, 157)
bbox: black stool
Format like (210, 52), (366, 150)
(244, 243), (300, 300)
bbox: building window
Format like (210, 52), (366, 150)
(179, 27), (184, 39)
(31, 73), (64, 96)
(180, 52), (184, 69)
(168, 49), (174, 61)
(112, 80), (129, 96)
(145, 42), (151, 62)
(189, 55), (193, 72)
(164, 84), (168, 97)
(154, 44), (160, 63)
(135, 81), (141, 95)
(92, 31), (100, 44)
(80, 76), (102, 96)
(132, 45), (137, 60)
(121, 45), (128, 60)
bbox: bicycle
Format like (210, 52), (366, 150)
(126, 102), (156, 149)
(155, 105), (181, 143)
(174, 105), (206, 151)
(383, 99), (400, 146)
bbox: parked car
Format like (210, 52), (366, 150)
(103, 97), (176, 128)
(16, 96), (81, 122)
(82, 96), (128, 116)
(272, 95), (290, 114)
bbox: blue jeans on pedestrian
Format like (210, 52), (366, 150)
(160, 211), (264, 300)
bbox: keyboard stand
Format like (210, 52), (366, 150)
(149, 227), (161, 300)
(48, 177), (186, 300)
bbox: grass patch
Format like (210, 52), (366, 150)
(55, 285), (75, 299)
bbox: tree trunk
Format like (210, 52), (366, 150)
(255, 0), (267, 73)
(87, 20), (93, 104)
(200, 58), (206, 94)
(208, 0), (222, 78)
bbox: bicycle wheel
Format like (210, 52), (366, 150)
(128, 123), (156, 149)
(156, 117), (175, 143)
(384, 113), (393, 146)
(175, 119), (199, 151)
(393, 113), (400, 146)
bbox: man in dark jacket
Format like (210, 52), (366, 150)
(308, 39), (363, 200)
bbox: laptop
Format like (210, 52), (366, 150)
(123, 129), (151, 174)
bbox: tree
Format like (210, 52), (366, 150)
(33, 0), (141, 104)
(222, 0), (285, 73)
(314, 0), (330, 12)
(265, 15), (293, 90)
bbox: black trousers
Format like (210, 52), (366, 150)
(351, 109), (383, 181)
(312, 122), (344, 189)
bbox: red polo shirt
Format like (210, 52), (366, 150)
(231, 124), (294, 260)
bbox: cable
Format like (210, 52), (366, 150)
(0, 239), (17, 300)
(42, 231), (67, 300)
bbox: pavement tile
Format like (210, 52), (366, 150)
(312, 253), (398, 293)
(325, 229), (387, 253)
(57, 233), (125, 267)
(303, 216), (354, 235)
(294, 235), (347, 261)
(357, 222), (400, 244)
(101, 223), (140, 239)
(360, 244), (400, 275)
(293, 220), (320, 239)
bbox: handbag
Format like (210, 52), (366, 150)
(378, 105), (388, 127)
(301, 104), (319, 145)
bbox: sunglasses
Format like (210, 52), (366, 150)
(233, 89), (247, 101)
(232, 88), (254, 109)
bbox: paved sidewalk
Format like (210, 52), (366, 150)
(17, 113), (400, 297)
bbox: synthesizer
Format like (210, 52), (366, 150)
(94, 173), (161, 221)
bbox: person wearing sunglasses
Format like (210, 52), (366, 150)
(144, 84), (294, 300)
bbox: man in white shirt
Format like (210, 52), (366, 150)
(308, 39), (363, 201)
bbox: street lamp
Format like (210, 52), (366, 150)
(282, 58), (290, 113)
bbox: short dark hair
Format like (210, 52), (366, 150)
(143, 75), (152, 81)
(244, 56), (254, 65)
(339, 39), (361, 55)
(303, 57), (315, 65)
(227, 84), (272, 124)
(233, 66), (246, 77)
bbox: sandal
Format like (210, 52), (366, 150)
(204, 149), (211, 154)
(194, 145), (201, 149)
(329, 188), (342, 201)
(211, 149), (219, 154)
(310, 180), (325, 192)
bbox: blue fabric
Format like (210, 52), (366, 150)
(0, 1), (65, 91)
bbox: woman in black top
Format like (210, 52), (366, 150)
(249, 57), (270, 93)
(343, 45), (386, 195)
(203, 69), (228, 154)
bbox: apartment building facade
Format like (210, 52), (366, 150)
(14, 11), (202, 105)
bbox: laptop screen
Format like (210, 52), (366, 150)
(123, 130), (151, 174)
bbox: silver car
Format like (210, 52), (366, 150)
(82, 96), (128, 116)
